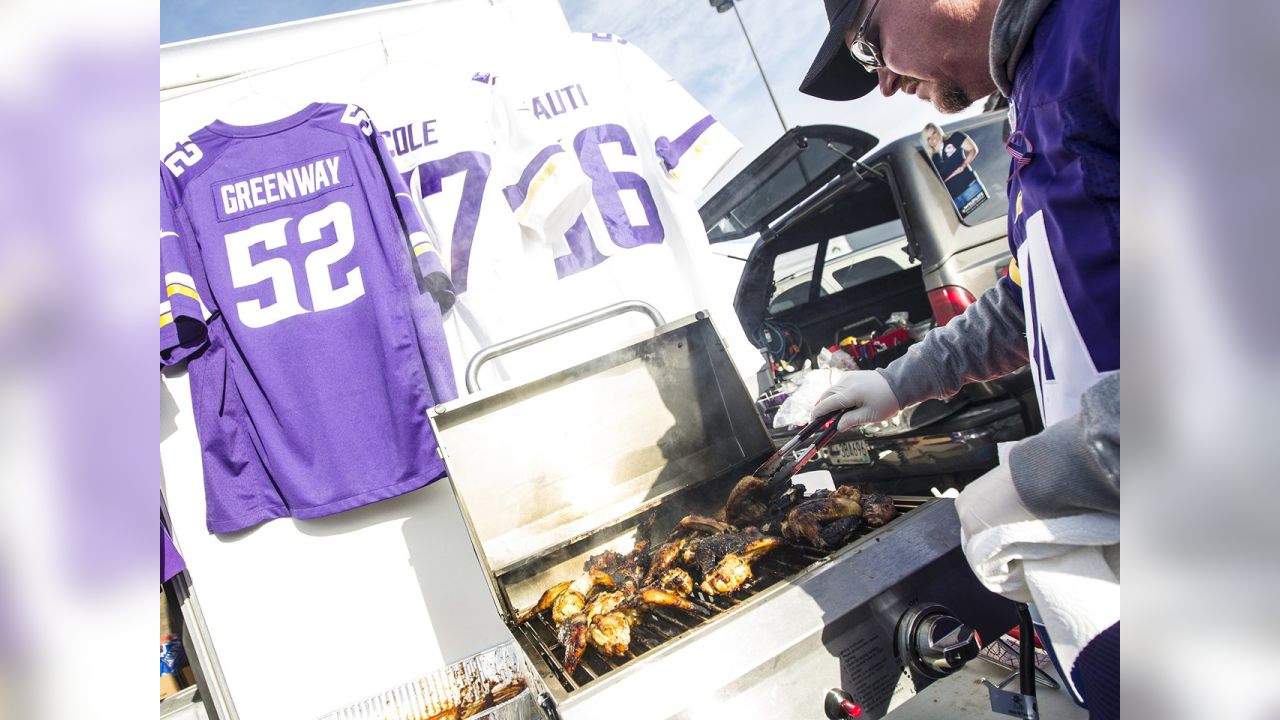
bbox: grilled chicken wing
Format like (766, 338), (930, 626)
(642, 536), (688, 586)
(582, 590), (628, 620)
(514, 580), (572, 625)
(552, 570), (615, 624)
(559, 613), (590, 674)
(700, 536), (783, 595)
(625, 587), (697, 613)
(833, 484), (863, 504)
(783, 497), (863, 548)
(588, 587), (697, 657)
(654, 567), (694, 597)
(588, 608), (638, 657)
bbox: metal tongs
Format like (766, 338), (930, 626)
(753, 410), (845, 497)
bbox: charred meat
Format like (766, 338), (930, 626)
(558, 613), (590, 674)
(585, 549), (647, 590)
(782, 497), (863, 548)
(654, 567), (694, 597)
(700, 535), (783, 595)
(682, 527), (766, 578)
(584, 514), (655, 590)
(642, 513), (734, 586)
(716, 474), (770, 526)
(757, 484), (807, 537)
(861, 493), (895, 527)
(817, 514), (864, 548)
(642, 536), (688, 586)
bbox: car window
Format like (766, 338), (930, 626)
(831, 257), (903, 289)
(769, 221), (916, 312)
(953, 120), (1009, 226)
(768, 284), (811, 313)
(767, 244), (819, 314)
(818, 220), (915, 298)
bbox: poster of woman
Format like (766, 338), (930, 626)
(921, 122), (988, 217)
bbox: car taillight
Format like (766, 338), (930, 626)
(927, 286), (976, 326)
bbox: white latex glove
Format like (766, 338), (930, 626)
(954, 462), (1037, 538)
(810, 370), (902, 432)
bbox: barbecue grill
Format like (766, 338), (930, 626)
(430, 312), (1016, 719)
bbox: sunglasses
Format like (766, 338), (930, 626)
(848, 0), (886, 72)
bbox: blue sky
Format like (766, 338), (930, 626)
(554, 0), (978, 193)
(161, 0), (980, 197)
(161, 0), (397, 43)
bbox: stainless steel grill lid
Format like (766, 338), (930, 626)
(429, 314), (773, 612)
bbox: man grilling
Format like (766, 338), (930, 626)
(800, 0), (1119, 717)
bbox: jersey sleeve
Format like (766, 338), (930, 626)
(160, 171), (209, 366)
(491, 79), (591, 243)
(352, 104), (456, 311)
(619, 40), (742, 195)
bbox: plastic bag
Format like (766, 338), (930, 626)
(827, 348), (859, 371)
(772, 368), (847, 428)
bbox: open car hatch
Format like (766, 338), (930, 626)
(699, 125), (878, 243)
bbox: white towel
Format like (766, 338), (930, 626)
(961, 513), (1120, 696)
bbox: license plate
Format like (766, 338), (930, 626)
(827, 439), (872, 465)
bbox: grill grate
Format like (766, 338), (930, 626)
(511, 496), (928, 694)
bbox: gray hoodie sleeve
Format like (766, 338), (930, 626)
(1009, 372), (1120, 518)
(877, 280), (1030, 407)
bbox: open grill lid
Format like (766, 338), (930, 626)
(428, 314), (774, 611)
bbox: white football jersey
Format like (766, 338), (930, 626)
(345, 62), (590, 392)
(492, 32), (763, 381)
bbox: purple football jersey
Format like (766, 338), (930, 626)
(160, 103), (457, 534)
(162, 525), (185, 583)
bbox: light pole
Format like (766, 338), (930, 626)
(709, 0), (789, 134)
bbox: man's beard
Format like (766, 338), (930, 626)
(903, 75), (975, 114)
(932, 81), (975, 114)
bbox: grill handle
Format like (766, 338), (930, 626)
(537, 691), (562, 720)
(464, 300), (666, 393)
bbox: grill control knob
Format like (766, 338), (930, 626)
(916, 613), (980, 672)
(824, 688), (863, 719)
(897, 603), (981, 680)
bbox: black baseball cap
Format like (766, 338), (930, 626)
(799, 0), (879, 101)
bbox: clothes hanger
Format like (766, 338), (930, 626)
(219, 75), (297, 125)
